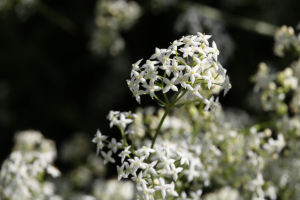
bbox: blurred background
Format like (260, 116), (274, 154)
(0, 0), (299, 172)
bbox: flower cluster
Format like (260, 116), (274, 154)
(127, 32), (231, 110)
(274, 25), (300, 57)
(90, 0), (141, 56)
(0, 130), (61, 200)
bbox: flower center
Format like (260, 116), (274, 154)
(150, 86), (154, 90)
(162, 186), (165, 190)
(169, 83), (173, 86)
(191, 71), (194, 74)
(143, 191), (147, 194)
(136, 162), (140, 166)
(174, 67), (177, 70)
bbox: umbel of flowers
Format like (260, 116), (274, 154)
(92, 33), (232, 200)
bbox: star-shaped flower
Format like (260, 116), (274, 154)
(174, 71), (187, 88)
(196, 32), (211, 45)
(163, 77), (179, 93)
(154, 177), (171, 199)
(210, 41), (219, 61)
(184, 65), (201, 84)
(143, 160), (158, 176)
(132, 171), (148, 187)
(168, 164), (183, 181)
(167, 182), (179, 197)
(128, 156), (147, 171)
(143, 80), (162, 99)
(222, 75), (232, 96)
(186, 84), (202, 99)
(118, 146), (131, 163)
(117, 113), (133, 130)
(101, 151), (115, 164)
(137, 183), (155, 200)
(108, 138), (122, 153)
(136, 146), (156, 158)
(131, 59), (143, 76)
(117, 165), (126, 181)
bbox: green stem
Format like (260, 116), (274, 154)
(118, 126), (127, 146)
(154, 95), (166, 106)
(150, 106), (171, 150)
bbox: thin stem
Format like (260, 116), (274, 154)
(150, 106), (171, 150)
(154, 95), (166, 106)
(118, 126), (127, 146)
(192, 103), (204, 144)
(175, 99), (201, 107)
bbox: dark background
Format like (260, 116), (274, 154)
(0, 0), (299, 169)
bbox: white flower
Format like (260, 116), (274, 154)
(183, 35), (199, 47)
(118, 146), (131, 163)
(92, 129), (108, 155)
(133, 71), (146, 85)
(123, 111), (138, 119)
(117, 165), (126, 181)
(154, 177), (171, 199)
(143, 160), (158, 176)
(124, 162), (137, 176)
(136, 146), (156, 158)
(202, 70), (215, 89)
(176, 151), (189, 166)
(222, 75), (232, 96)
(128, 156), (147, 171)
(46, 165), (61, 178)
(194, 57), (207, 73)
(168, 58), (185, 77)
(163, 77), (179, 93)
(144, 65), (160, 81)
(142, 60), (159, 70)
(131, 59), (143, 76)
(168, 164), (183, 181)
(196, 32), (211, 45)
(92, 129), (108, 144)
(156, 156), (175, 172)
(110, 116), (119, 128)
(203, 96), (221, 114)
(175, 71), (187, 88)
(178, 191), (192, 200)
(179, 47), (193, 58)
(108, 138), (122, 153)
(132, 86), (144, 104)
(101, 151), (116, 164)
(186, 84), (202, 99)
(190, 189), (202, 200)
(210, 41), (219, 61)
(150, 47), (168, 60)
(107, 111), (120, 121)
(185, 165), (200, 182)
(132, 171), (148, 186)
(143, 80), (162, 99)
(137, 183), (155, 200)
(117, 113), (133, 130)
(166, 182), (179, 197)
(169, 40), (184, 52)
(184, 65), (201, 84)
(216, 63), (227, 79)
